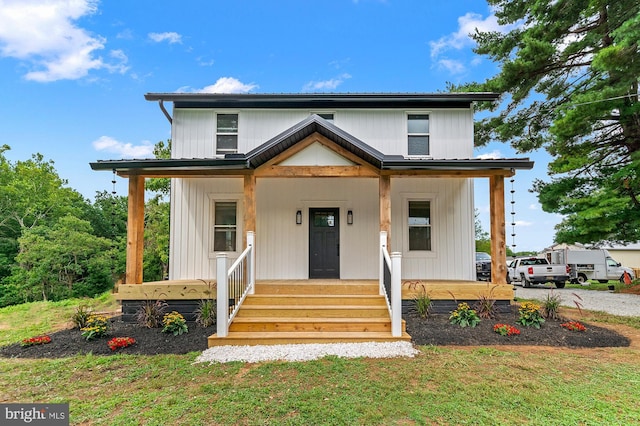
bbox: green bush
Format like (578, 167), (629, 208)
(449, 302), (480, 327)
(162, 311), (188, 336)
(195, 299), (216, 327)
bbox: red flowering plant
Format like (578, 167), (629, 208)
(21, 335), (52, 347)
(107, 337), (136, 351)
(493, 323), (521, 336)
(560, 321), (587, 332)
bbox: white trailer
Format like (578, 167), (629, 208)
(544, 248), (635, 284)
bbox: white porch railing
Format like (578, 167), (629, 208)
(216, 231), (255, 338)
(379, 231), (402, 337)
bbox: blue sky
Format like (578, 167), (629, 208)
(0, 0), (561, 252)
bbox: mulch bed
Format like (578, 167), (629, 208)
(1, 306), (630, 359)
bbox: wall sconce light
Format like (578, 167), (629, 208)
(296, 210), (302, 225)
(347, 210), (353, 225)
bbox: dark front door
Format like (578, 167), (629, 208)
(309, 208), (340, 278)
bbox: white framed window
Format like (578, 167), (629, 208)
(408, 200), (431, 251)
(407, 114), (429, 156)
(212, 201), (238, 252)
(216, 113), (238, 155)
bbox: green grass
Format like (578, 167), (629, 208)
(2, 295), (640, 425)
(0, 292), (118, 346)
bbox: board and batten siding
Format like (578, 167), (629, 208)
(390, 178), (476, 281)
(171, 108), (473, 158)
(169, 177), (243, 280)
(168, 176), (475, 281)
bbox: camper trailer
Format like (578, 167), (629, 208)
(544, 248), (635, 284)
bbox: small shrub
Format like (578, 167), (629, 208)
(493, 323), (520, 336)
(71, 304), (93, 329)
(136, 300), (168, 328)
(195, 299), (216, 327)
(107, 337), (136, 351)
(449, 302), (480, 327)
(475, 287), (498, 319)
(560, 321), (587, 332)
(408, 282), (432, 318)
(81, 314), (109, 340)
(542, 291), (562, 320)
(517, 301), (545, 329)
(21, 335), (52, 347)
(162, 311), (188, 336)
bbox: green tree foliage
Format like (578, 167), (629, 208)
(144, 196), (170, 281)
(145, 139), (171, 196)
(0, 146), (88, 285)
(456, 0), (640, 244)
(4, 216), (113, 305)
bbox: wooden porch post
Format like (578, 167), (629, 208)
(489, 175), (507, 284)
(126, 174), (145, 284)
(379, 175), (391, 250)
(243, 174), (256, 245)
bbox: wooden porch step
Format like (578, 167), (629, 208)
(208, 281), (410, 347)
(254, 281), (379, 296)
(235, 305), (389, 318)
(242, 294), (386, 306)
(229, 317), (406, 333)
(208, 331), (412, 346)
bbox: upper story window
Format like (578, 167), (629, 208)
(408, 200), (431, 251)
(216, 114), (238, 155)
(407, 114), (429, 156)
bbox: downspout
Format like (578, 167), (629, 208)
(158, 100), (172, 124)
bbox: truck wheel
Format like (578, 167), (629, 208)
(576, 274), (588, 285)
(555, 281), (566, 289)
(521, 274), (531, 288)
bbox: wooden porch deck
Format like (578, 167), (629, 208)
(114, 278), (514, 301)
(115, 279), (513, 346)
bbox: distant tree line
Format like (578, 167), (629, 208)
(0, 142), (170, 307)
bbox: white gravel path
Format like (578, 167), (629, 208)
(515, 286), (640, 317)
(194, 341), (419, 364)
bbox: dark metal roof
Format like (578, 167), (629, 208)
(90, 157), (248, 172)
(144, 92), (500, 109)
(245, 115), (385, 168)
(90, 115), (533, 174)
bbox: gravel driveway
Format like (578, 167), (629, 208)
(514, 286), (640, 317)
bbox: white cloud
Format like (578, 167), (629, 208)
(186, 77), (258, 94)
(0, 0), (126, 82)
(148, 32), (182, 44)
(436, 59), (466, 74)
(514, 220), (533, 227)
(529, 204), (539, 210)
(476, 150), (503, 159)
(92, 136), (154, 158)
(302, 73), (352, 92)
(430, 12), (505, 59)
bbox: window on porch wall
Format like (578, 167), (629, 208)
(212, 201), (237, 252)
(408, 200), (431, 251)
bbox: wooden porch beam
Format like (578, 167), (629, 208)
(126, 175), (145, 284)
(489, 175), (507, 284)
(379, 175), (391, 250)
(244, 174), (256, 247)
(255, 165), (379, 178)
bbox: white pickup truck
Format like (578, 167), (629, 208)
(507, 257), (570, 289)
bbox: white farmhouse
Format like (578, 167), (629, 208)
(91, 93), (533, 346)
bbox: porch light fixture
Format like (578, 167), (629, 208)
(347, 210), (353, 225)
(296, 210), (302, 225)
